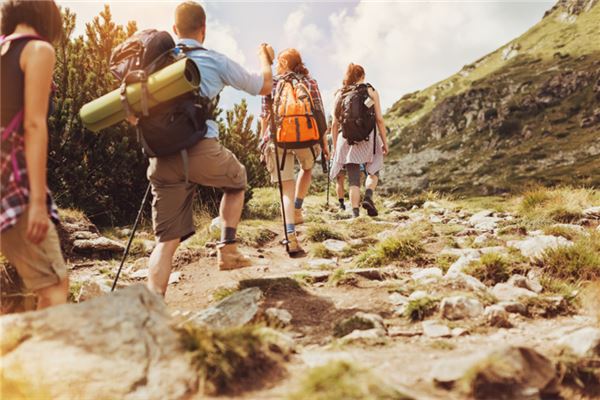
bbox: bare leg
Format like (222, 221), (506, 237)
(148, 238), (180, 296)
(282, 179), (296, 228)
(336, 174), (345, 199)
(220, 188), (245, 233)
(36, 277), (68, 309)
(349, 185), (361, 209)
(295, 168), (313, 202)
(366, 174), (379, 191)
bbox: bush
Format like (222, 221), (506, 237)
(356, 235), (424, 268)
(463, 253), (510, 286)
(306, 225), (345, 242)
(539, 234), (600, 282)
(404, 297), (439, 322)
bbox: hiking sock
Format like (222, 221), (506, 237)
(286, 223), (296, 234)
(338, 198), (346, 210)
(294, 198), (304, 209)
(352, 208), (360, 217)
(365, 189), (374, 200)
(221, 227), (237, 244)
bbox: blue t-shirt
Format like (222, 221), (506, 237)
(177, 38), (264, 138)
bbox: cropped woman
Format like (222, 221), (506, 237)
(261, 48), (327, 256)
(330, 63), (388, 218)
(1, 0), (68, 309)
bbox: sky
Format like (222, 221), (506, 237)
(57, 0), (555, 117)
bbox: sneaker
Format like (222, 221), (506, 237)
(338, 202), (346, 211)
(286, 232), (305, 257)
(217, 242), (252, 270)
(294, 208), (304, 225)
(361, 197), (378, 217)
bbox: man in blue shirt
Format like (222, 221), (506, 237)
(146, 0), (274, 296)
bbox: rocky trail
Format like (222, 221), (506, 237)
(2, 187), (600, 399)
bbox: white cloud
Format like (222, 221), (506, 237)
(327, 1), (552, 110)
(204, 20), (246, 65)
(283, 6), (324, 52)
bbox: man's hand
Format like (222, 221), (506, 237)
(27, 202), (49, 244)
(259, 43), (274, 65)
(382, 142), (389, 156)
(322, 145), (330, 161)
(126, 115), (139, 126)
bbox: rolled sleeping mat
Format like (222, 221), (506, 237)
(80, 58), (200, 132)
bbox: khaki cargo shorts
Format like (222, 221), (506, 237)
(265, 144), (321, 183)
(147, 138), (247, 242)
(0, 213), (67, 291)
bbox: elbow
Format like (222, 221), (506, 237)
(23, 117), (48, 136)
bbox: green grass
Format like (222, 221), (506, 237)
(212, 287), (239, 302)
(178, 324), (291, 395)
(543, 225), (583, 241)
(243, 188), (281, 220)
(355, 234), (424, 269)
(463, 253), (510, 286)
(539, 233), (600, 282)
(311, 243), (336, 259)
(404, 297), (439, 322)
(288, 360), (414, 400)
(436, 254), (459, 273)
(306, 225), (346, 242)
(342, 216), (388, 239)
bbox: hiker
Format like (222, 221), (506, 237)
(261, 48), (328, 256)
(0, 0), (68, 309)
(330, 63), (388, 218)
(137, 1), (274, 295)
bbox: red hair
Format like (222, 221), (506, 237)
(343, 63), (365, 87)
(277, 48), (309, 76)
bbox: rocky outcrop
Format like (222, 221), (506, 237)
(0, 285), (197, 400)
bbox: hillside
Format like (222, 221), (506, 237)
(383, 0), (600, 195)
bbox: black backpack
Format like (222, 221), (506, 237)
(110, 29), (216, 158)
(337, 83), (376, 146)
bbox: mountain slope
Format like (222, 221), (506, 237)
(383, 0), (600, 195)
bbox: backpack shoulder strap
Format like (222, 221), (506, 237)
(0, 34), (44, 46)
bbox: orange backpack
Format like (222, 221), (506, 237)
(274, 74), (321, 149)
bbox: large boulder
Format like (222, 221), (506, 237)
(188, 287), (263, 329)
(440, 296), (484, 320)
(0, 285), (197, 400)
(557, 327), (600, 357)
(508, 235), (572, 259)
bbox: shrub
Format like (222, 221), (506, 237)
(404, 297), (439, 322)
(539, 233), (600, 281)
(463, 253), (510, 286)
(306, 225), (345, 242)
(244, 188), (281, 220)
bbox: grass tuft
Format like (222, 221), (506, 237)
(178, 324), (290, 395)
(288, 360), (414, 400)
(356, 235), (424, 269)
(306, 225), (346, 242)
(463, 253), (510, 286)
(538, 233), (600, 282)
(244, 188), (281, 220)
(404, 297), (439, 322)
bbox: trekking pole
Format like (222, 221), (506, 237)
(325, 139), (331, 207)
(111, 182), (152, 291)
(268, 100), (290, 253)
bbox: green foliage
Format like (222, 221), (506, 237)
(403, 297), (439, 322)
(542, 225), (582, 241)
(178, 324), (289, 395)
(243, 188), (281, 220)
(306, 225), (345, 242)
(539, 233), (600, 282)
(311, 243), (335, 259)
(288, 360), (413, 400)
(436, 254), (459, 273)
(356, 235), (423, 268)
(463, 253), (510, 286)
(211, 287), (238, 302)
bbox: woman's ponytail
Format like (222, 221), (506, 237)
(343, 63), (365, 87)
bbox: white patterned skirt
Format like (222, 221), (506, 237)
(330, 130), (384, 179)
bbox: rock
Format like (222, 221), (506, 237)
(131, 257), (149, 272)
(131, 268), (149, 279)
(497, 301), (528, 315)
(305, 258), (337, 269)
(451, 327), (468, 337)
(209, 217), (221, 234)
(290, 270), (331, 283)
(440, 296), (483, 320)
(376, 230), (396, 241)
(72, 237), (125, 255)
(388, 326), (422, 337)
(431, 354), (486, 386)
(422, 201), (442, 210)
(388, 292), (409, 306)
(264, 308), (293, 327)
(75, 279), (111, 302)
(422, 320), (451, 338)
(468, 210), (501, 231)
(508, 235), (573, 259)
(0, 285), (197, 399)
(492, 283), (538, 302)
(345, 267), (398, 280)
(464, 346), (557, 399)
(448, 272), (488, 292)
(189, 287), (263, 329)
(485, 305), (513, 328)
(507, 274), (543, 293)
(411, 267), (443, 283)
(583, 206), (600, 219)
(323, 239), (349, 253)
(408, 290), (429, 301)
(473, 232), (493, 246)
(557, 327), (600, 357)
(71, 230), (97, 240)
(446, 253), (480, 276)
(338, 328), (387, 346)
(168, 271), (181, 285)
(334, 312), (386, 338)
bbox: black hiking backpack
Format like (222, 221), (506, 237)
(337, 83), (376, 146)
(110, 29), (217, 158)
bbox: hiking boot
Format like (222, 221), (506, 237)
(294, 208), (305, 225)
(217, 242), (252, 270)
(286, 232), (305, 257)
(338, 202), (346, 211)
(361, 197), (378, 217)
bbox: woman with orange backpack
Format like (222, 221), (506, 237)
(330, 63), (388, 218)
(261, 48), (328, 257)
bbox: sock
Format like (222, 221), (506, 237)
(286, 223), (296, 234)
(338, 198), (345, 208)
(352, 208), (360, 217)
(221, 227), (237, 243)
(294, 198), (304, 209)
(365, 189), (374, 200)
